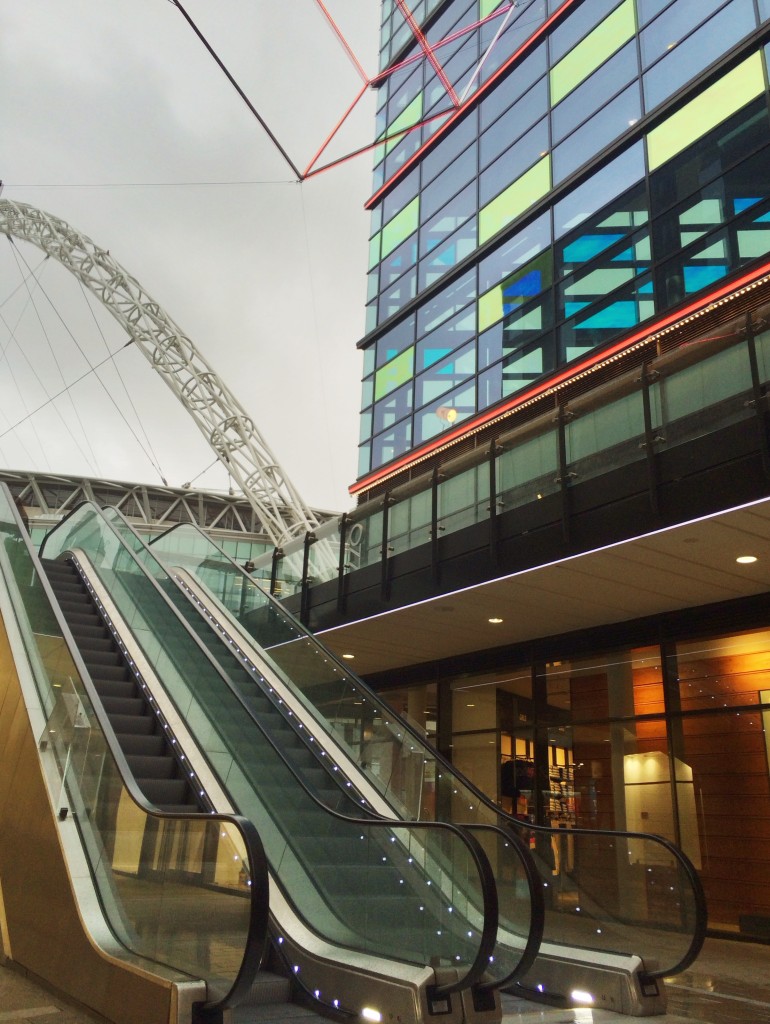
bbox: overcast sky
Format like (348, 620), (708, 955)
(1, 1), (380, 511)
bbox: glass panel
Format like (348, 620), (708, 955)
(564, 388), (647, 482)
(437, 463), (491, 536)
(497, 426), (560, 508)
(479, 156), (551, 245)
(650, 336), (753, 447)
(642, 0), (757, 112)
(549, 0), (636, 105)
(552, 82), (642, 185)
(646, 52), (765, 171)
(0, 491), (265, 1007)
(389, 489), (432, 556)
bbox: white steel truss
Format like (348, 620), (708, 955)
(0, 198), (322, 546)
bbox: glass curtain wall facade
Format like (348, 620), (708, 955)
(379, 623), (770, 938)
(357, 0), (770, 482)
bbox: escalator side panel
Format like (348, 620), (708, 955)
(0, 592), (198, 1024)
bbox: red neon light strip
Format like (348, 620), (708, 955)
(303, 80), (371, 178)
(394, 0), (461, 108)
(365, 0), (580, 210)
(304, 108), (454, 179)
(350, 261), (770, 495)
(312, 0), (371, 84)
(369, 4), (514, 87)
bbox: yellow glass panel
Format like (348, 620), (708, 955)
(550, 0), (636, 106)
(381, 197), (419, 259)
(385, 94), (424, 155)
(480, 0), (504, 16)
(647, 53), (765, 171)
(375, 347), (414, 401)
(479, 156), (551, 244)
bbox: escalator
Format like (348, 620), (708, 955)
(28, 496), (542, 1023)
(139, 518), (709, 1017)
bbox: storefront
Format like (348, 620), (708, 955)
(378, 619), (770, 939)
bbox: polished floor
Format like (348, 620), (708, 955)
(1, 937), (770, 1024)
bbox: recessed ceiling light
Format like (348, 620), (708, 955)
(342, 653), (355, 659)
(736, 555), (758, 564)
(489, 617), (503, 624)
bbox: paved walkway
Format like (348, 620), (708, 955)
(2, 937), (770, 1024)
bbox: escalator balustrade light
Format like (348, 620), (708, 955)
(293, 965), (300, 974)
(333, 1000), (340, 1009)
(314, 990), (321, 999)
(362, 1008), (381, 1022)
(536, 985), (544, 993)
(571, 991), (594, 1005)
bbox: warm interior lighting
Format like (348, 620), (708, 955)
(361, 1009), (382, 1023)
(736, 555), (758, 564)
(436, 405), (458, 423)
(571, 990), (595, 1005)
(342, 653), (356, 659)
(489, 616), (504, 624)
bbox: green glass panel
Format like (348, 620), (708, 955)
(382, 197), (420, 259)
(375, 346), (415, 400)
(480, 0), (504, 16)
(550, 0), (636, 105)
(479, 156), (551, 245)
(385, 94), (424, 154)
(480, 251), (552, 332)
(647, 53), (765, 171)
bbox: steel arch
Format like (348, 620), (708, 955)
(0, 198), (321, 545)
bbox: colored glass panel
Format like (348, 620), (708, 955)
(385, 95), (425, 156)
(550, 0), (636, 105)
(382, 198), (420, 259)
(375, 347), (415, 401)
(647, 52), (765, 171)
(479, 156), (551, 244)
(479, 251), (552, 332)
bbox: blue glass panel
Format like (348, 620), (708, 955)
(575, 302), (640, 330)
(683, 265), (728, 292)
(734, 198), (763, 214)
(563, 234), (625, 265)
(479, 211), (551, 292)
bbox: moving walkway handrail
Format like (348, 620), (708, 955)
(1, 485), (270, 1014)
(148, 520), (708, 980)
(40, 501), (502, 1000)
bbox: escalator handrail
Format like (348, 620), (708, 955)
(41, 502), (502, 999)
(2, 487), (271, 1014)
(165, 561), (546, 992)
(148, 519), (708, 980)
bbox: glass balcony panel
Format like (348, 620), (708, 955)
(565, 388), (647, 483)
(650, 337), (753, 448)
(437, 465), (491, 536)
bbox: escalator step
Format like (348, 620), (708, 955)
(127, 755), (178, 780)
(89, 665), (132, 684)
(112, 714), (155, 736)
(138, 778), (190, 805)
(119, 733), (166, 756)
(101, 696), (148, 717)
(92, 678), (138, 700)
(80, 648), (124, 669)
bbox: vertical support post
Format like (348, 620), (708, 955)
(744, 312), (770, 477)
(336, 512), (348, 615)
(269, 546), (283, 598)
(381, 493), (391, 602)
(431, 467), (441, 586)
(300, 531), (315, 625)
(640, 361), (662, 517)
